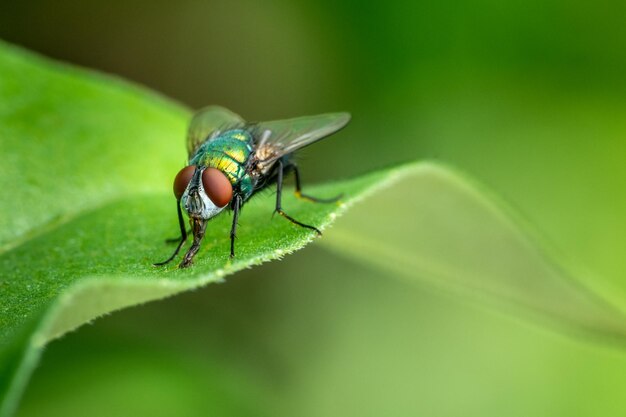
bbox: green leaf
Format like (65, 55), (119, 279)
(320, 165), (626, 341)
(1, 40), (626, 417)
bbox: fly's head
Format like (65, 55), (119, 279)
(173, 165), (233, 220)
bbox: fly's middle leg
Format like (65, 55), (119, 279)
(229, 194), (242, 258)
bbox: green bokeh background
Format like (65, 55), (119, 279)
(2, 0), (626, 415)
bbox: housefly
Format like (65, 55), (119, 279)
(154, 106), (350, 268)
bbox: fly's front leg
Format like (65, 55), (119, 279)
(179, 218), (207, 268)
(165, 230), (191, 244)
(154, 199), (188, 266)
(289, 163), (343, 203)
(230, 194), (242, 258)
(275, 160), (322, 236)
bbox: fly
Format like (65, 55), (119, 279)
(154, 106), (351, 268)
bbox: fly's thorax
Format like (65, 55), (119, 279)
(189, 133), (256, 199)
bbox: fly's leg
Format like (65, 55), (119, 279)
(165, 230), (191, 244)
(229, 194), (242, 258)
(275, 160), (322, 236)
(289, 163), (343, 203)
(179, 218), (208, 268)
(154, 200), (187, 266)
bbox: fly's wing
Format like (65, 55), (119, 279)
(187, 106), (245, 156)
(252, 112), (350, 169)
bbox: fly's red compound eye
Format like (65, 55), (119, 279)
(173, 165), (196, 199)
(202, 168), (233, 207)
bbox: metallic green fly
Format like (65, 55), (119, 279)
(155, 106), (351, 268)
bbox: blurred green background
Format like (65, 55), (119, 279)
(2, 0), (626, 415)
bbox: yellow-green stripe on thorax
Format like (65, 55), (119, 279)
(189, 129), (255, 197)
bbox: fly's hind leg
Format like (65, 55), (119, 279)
(289, 163), (343, 203)
(275, 160), (322, 236)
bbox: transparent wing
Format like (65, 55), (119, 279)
(253, 112), (350, 163)
(187, 106), (245, 156)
